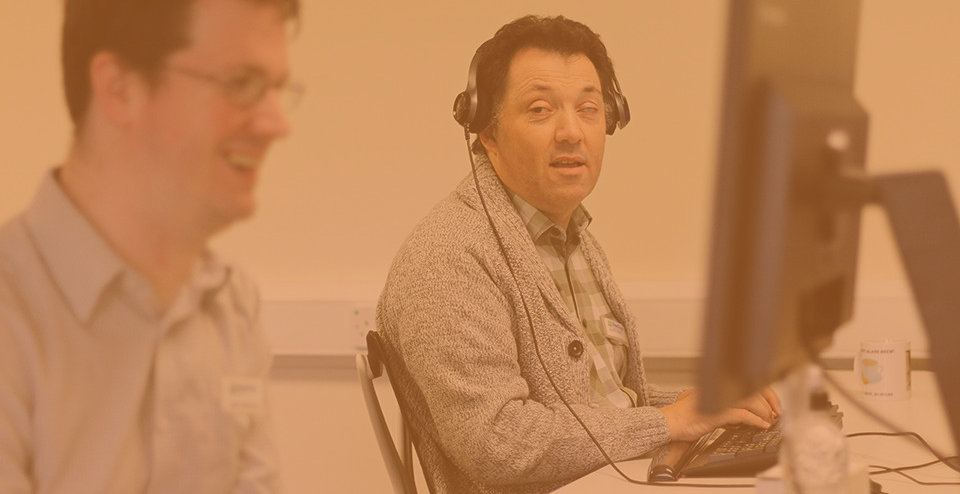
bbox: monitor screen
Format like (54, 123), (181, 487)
(696, 0), (869, 412)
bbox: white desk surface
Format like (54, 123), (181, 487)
(556, 370), (959, 493)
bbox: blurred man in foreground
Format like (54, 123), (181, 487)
(0, 0), (300, 491)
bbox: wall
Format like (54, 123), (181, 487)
(2, 1), (959, 492)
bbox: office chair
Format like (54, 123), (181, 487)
(356, 330), (418, 494)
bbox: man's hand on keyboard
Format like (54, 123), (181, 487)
(659, 387), (782, 442)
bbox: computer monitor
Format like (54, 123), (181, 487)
(697, 0), (868, 412)
(698, 0), (960, 455)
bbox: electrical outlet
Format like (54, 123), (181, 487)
(353, 306), (376, 350)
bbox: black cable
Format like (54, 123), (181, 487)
(865, 464), (960, 487)
(870, 458), (943, 474)
(846, 431), (960, 474)
(463, 130), (753, 488)
(816, 374), (960, 488)
(820, 370), (960, 473)
(844, 432), (960, 486)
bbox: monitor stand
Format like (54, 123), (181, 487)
(768, 168), (960, 493)
(827, 168), (960, 452)
(870, 170), (960, 453)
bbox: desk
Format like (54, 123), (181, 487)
(556, 370), (959, 493)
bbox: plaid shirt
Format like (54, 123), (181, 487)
(507, 190), (638, 408)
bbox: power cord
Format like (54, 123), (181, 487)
(845, 431), (960, 486)
(818, 371), (960, 487)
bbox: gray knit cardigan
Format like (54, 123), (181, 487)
(376, 157), (680, 493)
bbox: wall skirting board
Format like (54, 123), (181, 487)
(262, 280), (931, 370)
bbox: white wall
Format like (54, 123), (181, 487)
(2, 1), (959, 492)
(4, 1), (959, 310)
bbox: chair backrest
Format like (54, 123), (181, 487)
(356, 330), (418, 494)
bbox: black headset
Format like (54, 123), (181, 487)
(452, 41), (631, 136)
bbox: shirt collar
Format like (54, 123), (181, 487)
(504, 187), (592, 243)
(24, 170), (126, 323)
(24, 169), (231, 324)
(160, 252), (232, 328)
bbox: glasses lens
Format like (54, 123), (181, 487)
(225, 75), (269, 107)
(217, 71), (304, 111)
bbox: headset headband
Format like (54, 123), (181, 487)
(452, 41), (631, 135)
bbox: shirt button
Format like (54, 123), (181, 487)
(568, 340), (584, 358)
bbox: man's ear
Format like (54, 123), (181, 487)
(478, 126), (498, 160)
(87, 51), (144, 127)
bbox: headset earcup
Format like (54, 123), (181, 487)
(453, 91), (474, 128)
(606, 111), (618, 135)
(618, 93), (631, 131)
(607, 76), (631, 135)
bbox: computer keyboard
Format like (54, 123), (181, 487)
(648, 402), (843, 482)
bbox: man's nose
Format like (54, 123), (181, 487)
(250, 88), (293, 139)
(554, 109), (583, 144)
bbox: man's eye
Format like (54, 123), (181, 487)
(226, 76), (263, 96)
(530, 106), (549, 114)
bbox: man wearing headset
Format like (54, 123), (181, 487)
(377, 15), (780, 493)
(0, 0), (299, 491)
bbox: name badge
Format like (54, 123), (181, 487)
(601, 316), (629, 346)
(221, 377), (264, 415)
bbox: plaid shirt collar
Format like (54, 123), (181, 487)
(503, 187), (593, 248)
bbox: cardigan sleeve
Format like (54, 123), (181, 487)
(646, 384), (687, 408)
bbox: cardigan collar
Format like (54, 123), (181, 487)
(459, 154), (588, 338)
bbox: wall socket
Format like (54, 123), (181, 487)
(353, 306), (376, 350)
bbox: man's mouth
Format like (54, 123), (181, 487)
(225, 153), (261, 170)
(550, 158), (585, 168)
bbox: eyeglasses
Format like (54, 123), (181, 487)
(163, 65), (305, 111)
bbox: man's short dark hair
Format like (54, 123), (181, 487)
(470, 15), (619, 155)
(61, 0), (300, 130)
